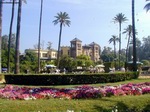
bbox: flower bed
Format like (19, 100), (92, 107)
(0, 82), (150, 100)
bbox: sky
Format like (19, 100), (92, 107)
(2, 0), (150, 53)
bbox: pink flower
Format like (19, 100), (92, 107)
(0, 82), (149, 100)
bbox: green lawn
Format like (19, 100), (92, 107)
(0, 78), (149, 112)
(0, 95), (149, 112)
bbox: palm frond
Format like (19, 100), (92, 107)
(144, 2), (150, 12)
(53, 11), (71, 26)
(109, 35), (119, 45)
(53, 20), (59, 25)
(113, 13), (128, 23)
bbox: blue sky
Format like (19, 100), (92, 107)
(2, 0), (150, 53)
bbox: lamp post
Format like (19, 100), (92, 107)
(132, 0), (137, 71)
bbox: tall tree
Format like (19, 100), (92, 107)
(109, 35), (119, 59)
(144, 0), (150, 12)
(109, 35), (119, 69)
(8, 0), (15, 73)
(15, 0), (27, 74)
(132, 0), (137, 71)
(113, 13), (128, 69)
(123, 25), (133, 63)
(0, 0), (3, 73)
(123, 25), (138, 63)
(53, 12), (71, 68)
(38, 0), (43, 73)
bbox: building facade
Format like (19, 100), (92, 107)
(70, 38), (82, 58)
(61, 46), (70, 56)
(24, 38), (101, 62)
(25, 49), (57, 60)
(61, 38), (101, 62)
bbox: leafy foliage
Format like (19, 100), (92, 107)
(1, 35), (15, 72)
(76, 54), (94, 67)
(20, 51), (38, 73)
(59, 55), (77, 72)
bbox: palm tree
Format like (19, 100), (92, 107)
(8, 0), (15, 73)
(15, 0), (22, 74)
(123, 25), (138, 63)
(144, 0), (150, 12)
(123, 25), (132, 64)
(37, 0), (43, 73)
(0, 0), (3, 73)
(132, 0), (137, 72)
(113, 13), (128, 70)
(53, 12), (71, 68)
(109, 35), (119, 69)
(15, 0), (26, 74)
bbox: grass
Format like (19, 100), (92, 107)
(0, 78), (149, 112)
(0, 95), (149, 112)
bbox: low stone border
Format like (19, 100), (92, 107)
(139, 75), (150, 78)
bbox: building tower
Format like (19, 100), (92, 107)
(70, 38), (82, 58)
(89, 42), (100, 62)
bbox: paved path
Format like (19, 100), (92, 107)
(139, 73), (150, 78)
(0, 79), (5, 84)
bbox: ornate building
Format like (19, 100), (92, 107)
(70, 38), (82, 58)
(24, 38), (101, 62)
(61, 38), (101, 62)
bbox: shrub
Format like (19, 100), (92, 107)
(4, 72), (139, 85)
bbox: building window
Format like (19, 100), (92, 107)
(72, 43), (76, 48)
(77, 44), (81, 50)
(96, 47), (98, 50)
(78, 44), (81, 48)
(43, 53), (47, 57)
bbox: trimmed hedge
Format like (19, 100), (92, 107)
(4, 72), (139, 85)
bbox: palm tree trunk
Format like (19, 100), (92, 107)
(132, 0), (137, 71)
(114, 43), (116, 70)
(57, 22), (63, 68)
(125, 34), (130, 71)
(126, 33), (131, 63)
(15, 0), (22, 74)
(38, 0), (43, 73)
(0, 0), (3, 73)
(8, 0), (15, 73)
(119, 23), (121, 70)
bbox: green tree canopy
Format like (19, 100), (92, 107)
(76, 54), (94, 67)
(20, 51), (38, 73)
(59, 55), (77, 72)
